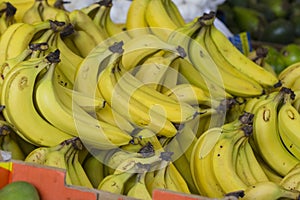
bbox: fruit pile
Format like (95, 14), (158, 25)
(1, 0), (300, 200)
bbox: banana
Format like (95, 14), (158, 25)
(278, 91), (300, 159)
(203, 24), (265, 97)
(212, 126), (249, 193)
(235, 138), (257, 186)
(0, 20), (51, 63)
(134, 50), (178, 91)
(68, 29), (98, 57)
(254, 152), (283, 184)
(159, 55), (180, 93)
(252, 89), (299, 176)
(0, 52), (73, 146)
(145, 0), (179, 41)
(190, 127), (224, 197)
(127, 171), (152, 199)
(125, 0), (150, 38)
(68, 9), (106, 45)
(21, 0), (43, 24)
(133, 128), (164, 151)
(54, 82), (105, 113)
(97, 169), (136, 195)
(65, 145), (79, 186)
(54, 29), (84, 86)
(0, 2), (16, 35)
(164, 162), (191, 194)
(179, 58), (231, 103)
(97, 48), (178, 137)
(89, 0), (110, 39)
(24, 141), (66, 164)
(242, 139), (269, 183)
(241, 181), (300, 200)
(95, 103), (136, 133)
(147, 160), (168, 194)
(172, 152), (198, 194)
(72, 145), (94, 189)
(43, 138), (74, 169)
(163, 83), (219, 108)
(163, 0), (185, 27)
(83, 154), (104, 188)
(121, 33), (179, 71)
(278, 62), (300, 88)
(115, 62), (198, 123)
(280, 162), (300, 191)
(208, 13), (280, 88)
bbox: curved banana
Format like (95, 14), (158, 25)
(68, 9), (106, 45)
(163, 83), (219, 107)
(115, 63), (198, 123)
(242, 139), (269, 183)
(212, 127), (248, 193)
(0, 53), (73, 146)
(98, 50), (178, 137)
(126, 171), (152, 200)
(134, 50), (178, 91)
(252, 90), (299, 176)
(72, 147), (94, 188)
(21, 0), (43, 24)
(0, 2), (16, 35)
(95, 103), (136, 133)
(278, 62), (300, 88)
(145, 0), (179, 41)
(0, 20), (51, 63)
(204, 24), (264, 97)
(164, 162), (190, 194)
(83, 155), (104, 188)
(97, 169), (135, 195)
(125, 0), (150, 38)
(163, 0), (185, 27)
(190, 127), (225, 197)
(280, 163), (300, 191)
(278, 92), (300, 159)
(208, 14), (279, 88)
(121, 33), (179, 71)
(69, 29), (98, 58)
(241, 181), (300, 200)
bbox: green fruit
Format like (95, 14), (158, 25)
(279, 43), (300, 66)
(260, 0), (291, 18)
(233, 6), (267, 40)
(0, 181), (40, 200)
(263, 45), (286, 74)
(260, 18), (295, 44)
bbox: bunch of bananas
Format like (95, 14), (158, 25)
(1, 0), (300, 200)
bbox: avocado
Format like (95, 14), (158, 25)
(232, 6), (267, 40)
(0, 181), (40, 200)
(260, 18), (295, 44)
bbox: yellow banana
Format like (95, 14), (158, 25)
(280, 162), (300, 191)
(278, 91), (300, 159)
(241, 181), (300, 200)
(83, 155), (104, 188)
(0, 2), (16, 35)
(1, 52), (73, 146)
(126, 171), (152, 200)
(125, 0), (150, 38)
(97, 49), (178, 137)
(252, 90), (299, 176)
(69, 29), (98, 57)
(0, 20), (51, 63)
(190, 127), (224, 197)
(163, 0), (185, 27)
(121, 33), (178, 71)
(69, 9), (106, 45)
(208, 14), (280, 88)
(145, 0), (179, 41)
